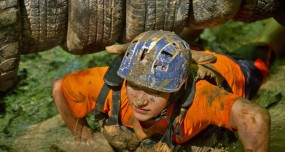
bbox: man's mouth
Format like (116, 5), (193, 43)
(133, 104), (149, 114)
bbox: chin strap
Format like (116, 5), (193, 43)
(94, 54), (124, 123)
(152, 75), (197, 150)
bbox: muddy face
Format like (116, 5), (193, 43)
(126, 81), (170, 122)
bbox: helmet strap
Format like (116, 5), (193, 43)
(149, 77), (192, 122)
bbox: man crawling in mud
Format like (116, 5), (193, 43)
(53, 30), (271, 151)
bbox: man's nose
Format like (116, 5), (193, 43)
(136, 93), (149, 107)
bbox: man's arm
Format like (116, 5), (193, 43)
(230, 97), (271, 152)
(53, 79), (94, 142)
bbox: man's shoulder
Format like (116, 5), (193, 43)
(196, 79), (215, 87)
(62, 66), (110, 86)
(195, 80), (226, 94)
(76, 66), (110, 77)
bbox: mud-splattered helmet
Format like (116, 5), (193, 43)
(117, 30), (191, 93)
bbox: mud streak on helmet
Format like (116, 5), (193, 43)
(117, 30), (191, 93)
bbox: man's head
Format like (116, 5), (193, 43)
(117, 30), (191, 92)
(117, 30), (191, 121)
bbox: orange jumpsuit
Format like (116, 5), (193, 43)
(60, 51), (245, 144)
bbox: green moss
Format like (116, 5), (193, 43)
(199, 20), (268, 53)
(0, 47), (116, 145)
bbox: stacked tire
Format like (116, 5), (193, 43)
(66, 0), (124, 54)
(19, 0), (68, 54)
(234, 0), (279, 23)
(188, 0), (241, 29)
(0, 0), (284, 91)
(122, 0), (189, 42)
(0, 0), (20, 91)
(273, 0), (285, 26)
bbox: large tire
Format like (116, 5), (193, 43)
(0, 0), (21, 91)
(234, 0), (278, 23)
(273, 0), (285, 26)
(122, 0), (189, 43)
(66, 0), (124, 55)
(19, 0), (68, 54)
(187, 0), (241, 29)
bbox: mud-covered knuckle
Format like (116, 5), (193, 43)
(102, 125), (140, 151)
(188, 0), (241, 29)
(154, 142), (172, 152)
(136, 141), (173, 152)
(74, 125), (94, 143)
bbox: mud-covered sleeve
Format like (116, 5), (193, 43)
(60, 67), (108, 118)
(174, 80), (240, 144)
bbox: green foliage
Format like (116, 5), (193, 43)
(253, 58), (285, 108)
(199, 20), (268, 53)
(0, 47), (116, 141)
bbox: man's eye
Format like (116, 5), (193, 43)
(148, 91), (162, 97)
(128, 82), (140, 90)
(131, 85), (140, 90)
